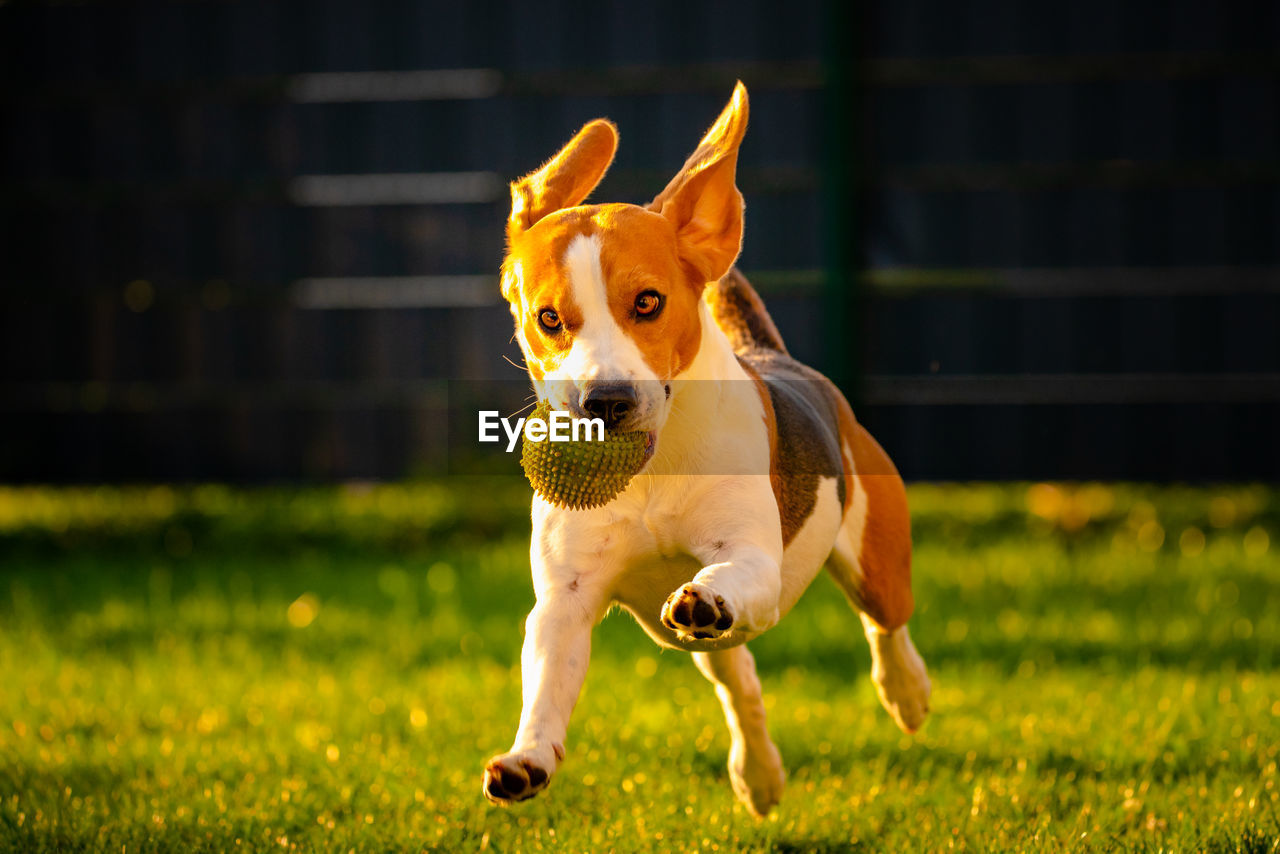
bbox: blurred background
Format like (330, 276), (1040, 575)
(3, 0), (1279, 482)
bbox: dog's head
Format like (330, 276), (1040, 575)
(500, 83), (749, 451)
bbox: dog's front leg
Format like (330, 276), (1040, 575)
(661, 478), (785, 642)
(483, 505), (617, 805)
(482, 588), (597, 804)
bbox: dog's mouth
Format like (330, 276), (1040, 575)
(641, 431), (657, 466)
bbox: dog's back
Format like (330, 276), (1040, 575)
(705, 267), (789, 354)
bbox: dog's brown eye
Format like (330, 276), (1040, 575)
(538, 308), (561, 331)
(634, 290), (662, 318)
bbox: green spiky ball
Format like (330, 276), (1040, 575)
(520, 400), (648, 510)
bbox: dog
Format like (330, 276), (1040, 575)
(483, 82), (931, 817)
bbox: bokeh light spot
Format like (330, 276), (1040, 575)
(1243, 526), (1270, 558)
(287, 593), (319, 628)
(124, 279), (154, 312)
(1137, 520), (1165, 552)
(1208, 496), (1237, 528)
(1026, 484), (1062, 520)
(426, 562), (456, 594)
(1179, 527), (1205, 557)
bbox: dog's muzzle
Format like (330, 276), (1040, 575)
(578, 382), (637, 429)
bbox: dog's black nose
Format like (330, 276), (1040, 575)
(580, 383), (636, 428)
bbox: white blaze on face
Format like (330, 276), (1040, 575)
(550, 233), (658, 390)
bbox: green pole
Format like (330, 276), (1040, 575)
(821, 0), (863, 403)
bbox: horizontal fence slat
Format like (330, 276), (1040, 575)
(867, 51), (1280, 87)
(863, 373), (1280, 406)
(293, 276), (498, 308)
(287, 172), (505, 206)
(287, 69), (504, 102)
(878, 160), (1280, 192)
(0, 380), (451, 413)
(0, 167), (820, 206)
(866, 266), (1280, 296)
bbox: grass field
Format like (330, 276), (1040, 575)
(0, 480), (1277, 852)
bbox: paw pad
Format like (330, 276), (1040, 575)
(661, 584), (733, 640)
(483, 755), (554, 805)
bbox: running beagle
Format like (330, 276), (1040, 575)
(483, 83), (930, 816)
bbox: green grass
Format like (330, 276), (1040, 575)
(0, 481), (1277, 852)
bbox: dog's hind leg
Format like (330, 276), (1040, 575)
(828, 523), (931, 734)
(826, 424), (931, 734)
(692, 645), (786, 817)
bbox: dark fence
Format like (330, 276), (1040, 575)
(853, 0), (1280, 479)
(2, 0), (1277, 481)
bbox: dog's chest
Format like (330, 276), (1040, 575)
(640, 504), (684, 559)
(604, 496), (704, 619)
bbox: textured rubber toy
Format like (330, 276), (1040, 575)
(520, 401), (647, 510)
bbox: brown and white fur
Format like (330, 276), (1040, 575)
(483, 83), (930, 817)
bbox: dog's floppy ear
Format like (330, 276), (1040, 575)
(648, 82), (748, 285)
(508, 119), (618, 241)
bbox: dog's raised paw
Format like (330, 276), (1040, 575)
(482, 748), (557, 805)
(661, 583), (734, 640)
